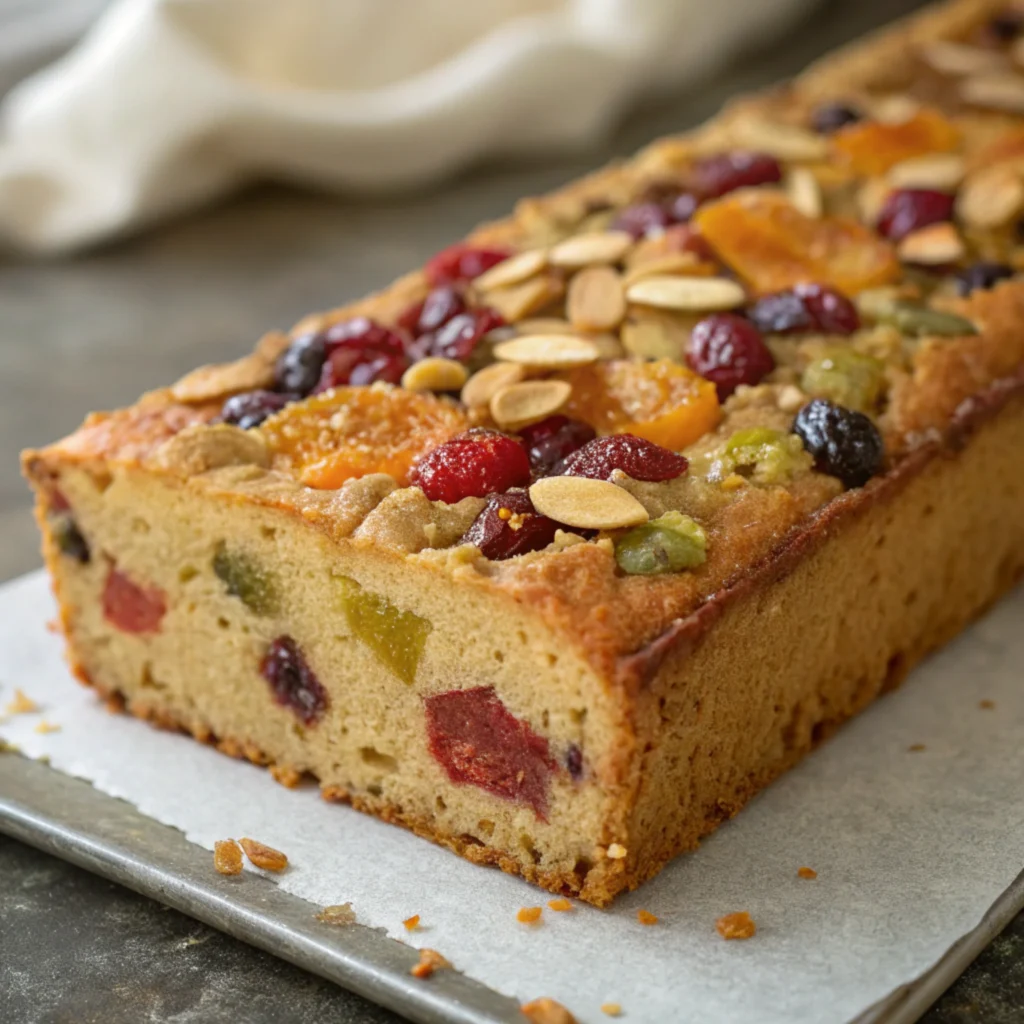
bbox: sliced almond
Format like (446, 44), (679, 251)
(492, 334), (599, 369)
(529, 477), (649, 530)
(957, 165), (1024, 229)
(567, 266), (627, 332)
(897, 222), (965, 265)
(888, 153), (965, 191)
(622, 253), (703, 286)
(730, 117), (828, 162)
(490, 380), (571, 430)
(461, 361), (526, 408)
(920, 40), (1006, 76)
(514, 317), (578, 335)
(548, 231), (633, 268)
(401, 357), (468, 393)
(513, 319), (623, 357)
(871, 95), (920, 125)
(857, 178), (892, 225)
(784, 167), (822, 218)
(960, 73), (1024, 113)
(626, 275), (745, 312)
(478, 274), (565, 323)
(170, 354), (274, 404)
(472, 249), (547, 292)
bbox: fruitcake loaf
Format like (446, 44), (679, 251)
(22, 0), (1024, 906)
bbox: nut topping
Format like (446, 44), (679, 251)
(896, 222), (965, 265)
(471, 249), (548, 291)
(784, 167), (822, 218)
(956, 166), (1024, 229)
(920, 40), (1006, 76)
(492, 334), (600, 369)
(529, 476), (649, 530)
(460, 361), (526, 408)
(730, 117), (829, 162)
(548, 230), (634, 268)
(888, 153), (965, 191)
(566, 266), (627, 332)
(400, 357), (468, 393)
(625, 275), (746, 312)
(490, 380), (572, 430)
(960, 72), (1024, 112)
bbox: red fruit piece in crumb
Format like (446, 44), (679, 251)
(397, 286), (466, 335)
(687, 313), (775, 401)
(460, 489), (563, 560)
(102, 568), (167, 634)
(425, 308), (505, 363)
(260, 636), (328, 725)
(875, 188), (954, 241)
(556, 434), (688, 482)
(425, 243), (512, 286)
(424, 685), (557, 818)
(411, 430), (530, 503)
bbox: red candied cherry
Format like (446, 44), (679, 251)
(411, 430), (530, 504)
(460, 489), (563, 561)
(103, 568), (166, 634)
(425, 243), (512, 286)
(557, 434), (688, 482)
(261, 635), (328, 725)
(314, 317), (409, 391)
(517, 415), (596, 476)
(424, 685), (557, 818)
(396, 285), (466, 336)
(876, 189), (954, 241)
(692, 151), (782, 200)
(687, 313), (775, 401)
(748, 283), (860, 335)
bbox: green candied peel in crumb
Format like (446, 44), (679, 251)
(875, 302), (978, 338)
(615, 511), (707, 577)
(336, 576), (432, 685)
(212, 543), (279, 616)
(703, 426), (812, 486)
(801, 346), (886, 413)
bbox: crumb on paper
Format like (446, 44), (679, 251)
(410, 947), (451, 979)
(213, 839), (243, 876)
(601, 1003), (623, 1017)
(908, 743), (926, 752)
(403, 914), (421, 931)
(797, 866), (818, 879)
(33, 720), (61, 734)
(606, 843), (628, 860)
(270, 764), (302, 788)
(979, 699), (995, 709)
(547, 898), (573, 912)
(5, 689), (39, 715)
(517, 906), (543, 924)
(238, 837), (288, 872)
(637, 909), (658, 926)
(46, 618), (60, 634)
(521, 997), (578, 1024)
(716, 911), (756, 940)
(317, 903), (356, 925)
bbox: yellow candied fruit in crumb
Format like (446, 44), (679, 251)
(403, 914), (421, 931)
(517, 906), (543, 924)
(716, 910), (756, 940)
(606, 843), (628, 859)
(601, 1003), (623, 1017)
(798, 866), (817, 879)
(637, 909), (659, 926)
(547, 898), (573, 912)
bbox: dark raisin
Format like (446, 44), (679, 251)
(54, 516), (90, 564)
(747, 291), (813, 334)
(687, 313), (775, 400)
(954, 262), (1014, 296)
(220, 390), (292, 430)
(517, 415), (596, 477)
(261, 636), (328, 725)
(876, 189), (954, 241)
(811, 102), (862, 134)
(274, 333), (327, 396)
(792, 398), (885, 489)
(749, 284), (859, 335)
(557, 434), (688, 482)
(460, 490), (562, 560)
(426, 308), (504, 363)
(411, 430), (530, 503)
(987, 10), (1023, 41)
(566, 743), (584, 781)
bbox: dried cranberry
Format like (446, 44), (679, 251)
(557, 434), (688, 482)
(313, 317), (410, 390)
(811, 102), (862, 134)
(261, 636), (328, 725)
(103, 568), (166, 634)
(424, 686), (557, 818)
(517, 415), (596, 477)
(411, 430), (530, 504)
(747, 291), (812, 334)
(954, 262), (1014, 296)
(667, 192), (700, 223)
(793, 398), (885, 489)
(566, 743), (584, 781)
(876, 189), (954, 241)
(425, 243), (512, 286)
(692, 151), (782, 200)
(687, 313), (775, 400)
(397, 286), (466, 336)
(611, 202), (672, 239)
(274, 333), (328, 396)
(749, 284), (859, 335)
(54, 516), (90, 564)
(220, 390), (292, 430)
(322, 317), (405, 356)
(460, 490), (562, 560)
(425, 308), (504, 363)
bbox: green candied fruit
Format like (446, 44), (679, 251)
(717, 426), (812, 486)
(614, 511), (707, 577)
(801, 347), (886, 413)
(877, 302), (978, 338)
(212, 543), (279, 616)
(337, 576), (432, 685)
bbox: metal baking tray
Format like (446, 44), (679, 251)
(2, 753), (1022, 1024)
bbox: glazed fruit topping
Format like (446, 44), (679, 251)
(213, 544), (279, 616)
(954, 262), (1014, 296)
(260, 635), (328, 725)
(614, 511), (707, 576)
(220, 390), (292, 430)
(424, 686), (556, 818)
(54, 516), (90, 563)
(274, 333), (328, 396)
(102, 568), (167, 634)
(566, 743), (584, 781)
(748, 284), (860, 336)
(611, 190), (699, 239)
(517, 415), (596, 476)
(460, 489), (562, 560)
(792, 398), (885, 489)
(692, 151), (782, 200)
(714, 426), (812, 485)
(811, 102), (862, 134)
(876, 189), (955, 242)
(425, 243), (512, 286)
(411, 430), (530, 503)
(801, 347), (885, 413)
(687, 313), (775, 400)
(315, 317), (409, 391)
(398, 285), (466, 335)
(557, 434), (688, 482)
(422, 308), (504, 363)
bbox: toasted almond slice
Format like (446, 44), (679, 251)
(514, 317), (578, 335)
(920, 40), (1006, 76)
(871, 94), (920, 125)
(513, 319), (623, 356)
(784, 167), (822, 218)
(492, 334), (599, 369)
(478, 274), (565, 323)
(401, 357), (468, 393)
(460, 361), (526, 408)
(888, 153), (965, 191)
(960, 72), (1024, 113)
(171, 354), (274, 404)
(472, 249), (548, 291)
(957, 165), (1024, 228)
(897, 222), (965, 265)
(548, 231), (634, 268)
(626, 275), (745, 312)
(622, 253), (703, 286)
(490, 380), (571, 430)
(730, 117), (828, 162)
(529, 476), (649, 530)
(567, 266), (627, 332)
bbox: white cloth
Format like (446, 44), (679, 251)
(0, 0), (813, 253)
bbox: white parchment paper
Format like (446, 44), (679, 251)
(1, 569), (1021, 1024)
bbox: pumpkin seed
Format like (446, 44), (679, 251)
(492, 334), (600, 369)
(490, 380), (571, 430)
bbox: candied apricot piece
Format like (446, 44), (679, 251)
(238, 837), (289, 872)
(694, 192), (900, 295)
(831, 108), (960, 176)
(559, 359), (720, 450)
(259, 386), (468, 489)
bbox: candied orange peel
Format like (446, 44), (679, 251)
(831, 108), (960, 176)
